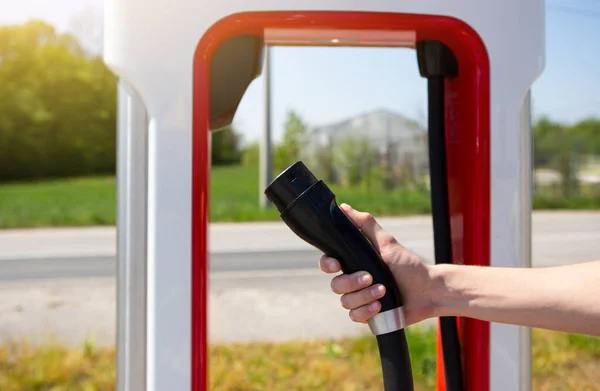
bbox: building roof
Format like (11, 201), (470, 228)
(309, 108), (426, 144)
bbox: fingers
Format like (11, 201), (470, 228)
(318, 255), (385, 324)
(349, 301), (382, 323)
(329, 269), (385, 323)
(319, 255), (341, 274)
(331, 271), (372, 294)
(340, 283), (386, 310)
(339, 203), (398, 253)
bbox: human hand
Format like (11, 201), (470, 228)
(319, 203), (438, 326)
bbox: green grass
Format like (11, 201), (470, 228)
(531, 330), (600, 390)
(209, 165), (280, 222)
(0, 336), (115, 391)
(0, 329), (598, 390)
(533, 194), (600, 210)
(0, 165), (598, 229)
(0, 176), (116, 229)
(209, 165), (432, 222)
(209, 327), (436, 391)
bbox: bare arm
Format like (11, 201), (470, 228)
(321, 204), (600, 337)
(430, 261), (600, 336)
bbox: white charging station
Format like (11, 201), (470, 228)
(104, 1), (545, 390)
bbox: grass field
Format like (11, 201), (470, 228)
(0, 176), (116, 229)
(209, 165), (432, 222)
(0, 165), (599, 228)
(0, 328), (598, 390)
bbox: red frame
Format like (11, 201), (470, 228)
(192, 11), (490, 391)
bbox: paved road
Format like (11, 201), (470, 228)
(0, 211), (598, 346)
(0, 240), (597, 282)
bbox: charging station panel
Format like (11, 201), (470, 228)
(104, 2), (545, 391)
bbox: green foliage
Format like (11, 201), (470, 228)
(274, 110), (308, 172)
(533, 117), (569, 168)
(241, 142), (260, 168)
(567, 333), (600, 358)
(533, 117), (578, 197)
(406, 327), (437, 389)
(360, 166), (386, 193)
(531, 329), (600, 390)
(532, 116), (600, 166)
(570, 117), (600, 155)
(0, 329), (598, 390)
(0, 20), (117, 181)
(2, 166), (600, 228)
(333, 136), (378, 187)
(0, 339), (115, 391)
(532, 194), (600, 210)
(0, 19), (244, 178)
(307, 146), (335, 182)
(533, 116), (600, 198)
(210, 327), (437, 391)
(211, 125), (242, 166)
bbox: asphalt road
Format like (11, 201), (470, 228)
(0, 237), (598, 282)
(0, 252), (326, 281)
(0, 211), (597, 345)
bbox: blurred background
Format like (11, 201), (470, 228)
(0, 1), (599, 390)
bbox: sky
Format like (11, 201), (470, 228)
(2, 1), (600, 144)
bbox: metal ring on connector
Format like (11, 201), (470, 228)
(367, 306), (407, 336)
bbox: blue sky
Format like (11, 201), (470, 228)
(2, 1), (599, 144)
(235, 5), (600, 143)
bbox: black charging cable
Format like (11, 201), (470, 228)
(417, 40), (464, 391)
(265, 161), (414, 391)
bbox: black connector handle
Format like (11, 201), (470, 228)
(265, 161), (414, 391)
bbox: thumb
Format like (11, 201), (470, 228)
(339, 203), (398, 253)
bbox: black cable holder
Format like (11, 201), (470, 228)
(417, 40), (464, 391)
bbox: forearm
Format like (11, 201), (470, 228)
(430, 261), (600, 336)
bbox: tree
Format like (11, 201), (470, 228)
(307, 146), (335, 183)
(533, 117), (582, 198)
(241, 142), (260, 168)
(571, 117), (600, 156)
(333, 136), (377, 187)
(210, 125), (242, 165)
(0, 20), (117, 181)
(274, 110), (308, 171)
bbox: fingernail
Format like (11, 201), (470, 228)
(340, 203), (353, 211)
(359, 274), (372, 285)
(369, 301), (380, 312)
(371, 285), (385, 297)
(327, 259), (337, 271)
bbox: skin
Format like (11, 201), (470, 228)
(319, 203), (600, 337)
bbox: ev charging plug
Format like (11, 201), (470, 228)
(265, 161), (414, 391)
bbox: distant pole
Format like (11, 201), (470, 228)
(259, 44), (273, 208)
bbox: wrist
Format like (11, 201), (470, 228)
(427, 264), (471, 318)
